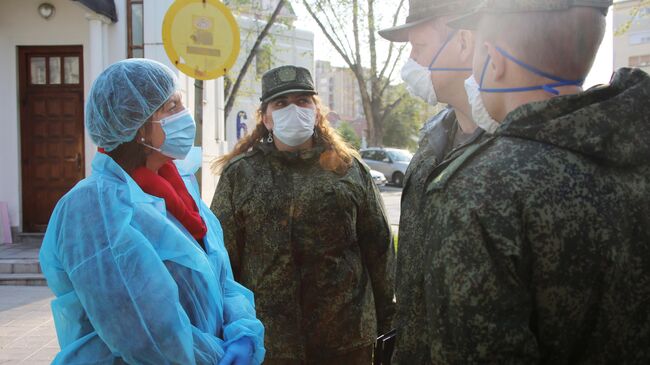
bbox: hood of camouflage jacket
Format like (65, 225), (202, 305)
(495, 68), (650, 167)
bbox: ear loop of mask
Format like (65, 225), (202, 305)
(478, 46), (584, 95)
(428, 29), (473, 72)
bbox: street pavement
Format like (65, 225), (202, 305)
(0, 286), (57, 364)
(380, 185), (402, 235)
(0, 187), (402, 364)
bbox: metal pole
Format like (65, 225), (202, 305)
(194, 79), (203, 192)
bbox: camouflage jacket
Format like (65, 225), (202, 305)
(396, 108), (484, 364)
(395, 68), (650, 364)
(211, 142), (395, 361)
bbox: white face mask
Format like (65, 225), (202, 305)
(400, 58), (438, 106)
(271, 104), (316, 147)
(464, 75), (500, 134)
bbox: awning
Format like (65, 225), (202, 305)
(72, 0), (117, 23)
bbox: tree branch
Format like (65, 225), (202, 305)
(315, 0), (356, 60)
(353, 0), (362, 68)
(368, 0), (378, 97)
(616, 0), (650, 36)
(302, 0), (356, 68)
(224, 0), (286, 120)
(380, 43), (407, 96)
(379, 0), (406, 80)
(380, 96), (403, 124)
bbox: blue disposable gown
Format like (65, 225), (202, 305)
(39, 152), (265, 364)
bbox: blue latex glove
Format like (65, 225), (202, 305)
(218, 336), (254, 365)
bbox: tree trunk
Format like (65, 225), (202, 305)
(302, 0), (407, 146)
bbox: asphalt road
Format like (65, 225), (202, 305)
(379, 185), (402, 234)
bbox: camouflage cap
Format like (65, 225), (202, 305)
(260, 65), (317, 103)
(448, 0), (613, 30)
(378, 0), (476, 42)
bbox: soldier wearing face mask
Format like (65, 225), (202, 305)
(399, 0), (650, 363)
(378, 1), (482, 363)
(381, 0), (482, 171)
(210, 65), (395, 365)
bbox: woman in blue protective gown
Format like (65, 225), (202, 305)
(39, 58), (265, 365)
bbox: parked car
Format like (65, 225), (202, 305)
(360, 147), (413, 187)
(370, 169), (387, 187)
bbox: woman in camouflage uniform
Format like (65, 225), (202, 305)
(211, 65), (395, 365)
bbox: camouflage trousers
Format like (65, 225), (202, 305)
(263, 345), (373, 365)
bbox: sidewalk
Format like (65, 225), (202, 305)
(0, 285), (57, 364)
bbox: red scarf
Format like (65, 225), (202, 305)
(130, 161), (207, 241)
(98, 148), (207, 241)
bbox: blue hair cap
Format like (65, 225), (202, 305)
(85, 58), (178, 151)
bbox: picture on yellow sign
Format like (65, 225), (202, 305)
(191, 15), (214, 45)
(162, 0), (240, 80)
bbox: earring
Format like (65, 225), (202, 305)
(140, 137), (145, 142)
(267, 131), (274, 143)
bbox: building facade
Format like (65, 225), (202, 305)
(0, 0), (231, 239)
(315, 60), (361, 121)
(614, 0), (650, 74)
(314, 60), (367, 142)
(225, 3), (314, 144)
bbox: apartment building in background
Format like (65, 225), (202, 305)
(614, 0), (650, 73)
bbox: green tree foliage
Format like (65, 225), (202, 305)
(336, 121), (361, 149)
(381, 84), (445, 152)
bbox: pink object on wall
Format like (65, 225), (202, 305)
(0, 202), (12, 244)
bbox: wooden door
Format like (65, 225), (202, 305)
(18, 46), (85, 232)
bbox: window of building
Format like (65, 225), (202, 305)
(629, 54), (650, 67)
(29, 55), (80, 85)
(629, 30), (650, 45)
(127, 0), (144, 58)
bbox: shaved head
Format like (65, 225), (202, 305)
(478, 7), (606, 80)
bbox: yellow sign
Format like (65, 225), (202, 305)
(162, 0), (240, 80)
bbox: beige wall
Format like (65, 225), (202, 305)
(0, 0), (92, 228)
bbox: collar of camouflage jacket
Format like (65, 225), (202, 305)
(494, 67), (650, 167)
(256, 140), (325, 163)
(418, 107), (456, 163)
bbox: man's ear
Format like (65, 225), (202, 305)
(484, 41), (506, 83)
(458, 30), (475, 65)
